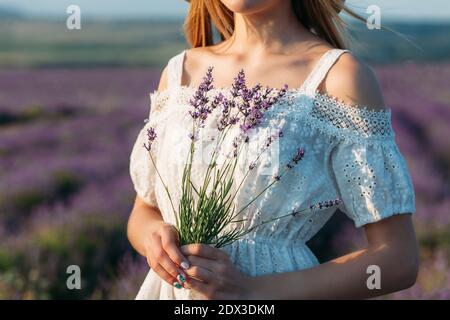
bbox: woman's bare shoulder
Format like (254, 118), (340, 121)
(322, 52), (386, 110)
(157, 65), (169, 92)
(182, 46), (225, 86)
(184, 46), (222, 64)
(157, 47), (210, 91)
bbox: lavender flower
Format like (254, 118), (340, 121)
(147, 67), (343, 249)
(217, 98), (235, 131)
(292, 147), (305, 164)
(229, 116), (239, 125)
(143, 127), (157, 151)
(211, 92), (224, 110)
(188, 132), (199, 142)
(280, 198), (344, 219)
(232, 137), (239, 149)
(239, 83), (289, 134)
(188, 66), (215, 125)
(308, 198), (342, 211)
(231, 69), (246, 97)
(285, 147), (305, 169)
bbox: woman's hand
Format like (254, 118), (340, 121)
(180, 244), (255, 300)
(144, 221), (190, 289)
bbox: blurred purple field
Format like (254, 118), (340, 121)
(0, 64), (449, 299)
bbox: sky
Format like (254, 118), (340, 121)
(0, 0), (449, 21)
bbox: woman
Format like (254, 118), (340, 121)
(128, 0), (419, 299)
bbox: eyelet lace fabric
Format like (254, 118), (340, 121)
(130, 49), (416, 300)
(311, 93), (394, 141)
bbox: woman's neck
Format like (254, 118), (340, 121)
(225, 1), (313, 55)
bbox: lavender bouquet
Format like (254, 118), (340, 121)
(144, 67), (341, 248)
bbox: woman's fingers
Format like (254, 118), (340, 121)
(180, 243), (228, 260)
(146, 250), (179, 286)
(160, 228), (190, 271)
(156, 243), (187, 280)
(185, 265), (216, 283)
(188, 277), (225, 300)
(147, 234), (187, 287)
(187, 277), (209, 295)
(187, 255), (221, 273)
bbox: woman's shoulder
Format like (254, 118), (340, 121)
(320, 51), (387, 111)
(157, 65), (169, 91)
(156, 47), (196, 92)
(183, 45), (222, 63)
(182, 46), (224, 85)
(307, 48), (394, 143)
(158, 46), (219, 90)
(183, 46), (212, 58)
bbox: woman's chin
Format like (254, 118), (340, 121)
(220, 0), (280, 15)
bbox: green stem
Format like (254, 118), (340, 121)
(149, 153), (177, 217)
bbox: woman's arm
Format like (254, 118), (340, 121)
(127, 67), (190, 288)
(127, 196), (190, 287)
(180, 53), (419, 299)
(250, 215), (419, 299)
(127, 65), (169, 256)
(127, 196), (165, 256)
(181, 214), (418, 300)
(247, 53), (416, 299)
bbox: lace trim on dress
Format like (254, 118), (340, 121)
(308, 92), (395, 141)
(147, 90), (170, 116)
(146, 86), (396, 144)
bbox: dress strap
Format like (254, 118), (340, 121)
(167, 50), (187, 90)
(302, 49), (350, 96)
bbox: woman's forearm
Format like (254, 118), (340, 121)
(127, 196), (164, 257)
(250, 243), (418, 299)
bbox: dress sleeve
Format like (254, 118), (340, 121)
(312, 94), (416, 228)
(129, 91), (167, 207)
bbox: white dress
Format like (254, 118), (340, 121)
(129, 49), (416, 299)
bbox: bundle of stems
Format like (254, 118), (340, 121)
(144, 67), (341, 248)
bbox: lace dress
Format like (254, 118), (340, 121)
(129, 49), (416, 300)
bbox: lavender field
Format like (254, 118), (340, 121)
(0, 64), (449, 299)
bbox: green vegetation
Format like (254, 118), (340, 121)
(0, 18), (187, 68)
(0, 18), (449, 68)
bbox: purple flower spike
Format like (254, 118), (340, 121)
(211, 92), (224, 109)
(188, 66), (215, 125)
(229, 116), (239, 125)
(309, 197), (342, 211)
(188, 132), (199, 141)
(231, 69), (246, 97)
(143, 127), (157, 151)
(286, 147), (305, 169)
(292, 147), (305, 164)
(229, 70), (289, 136)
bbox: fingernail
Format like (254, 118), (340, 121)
(177, 274), (186, 283)
(173, 282), (182, 289)
(183, 282), (192, 289)
(180, 261), (190, 270)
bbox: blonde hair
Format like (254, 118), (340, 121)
(183, 0), (366, 49)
